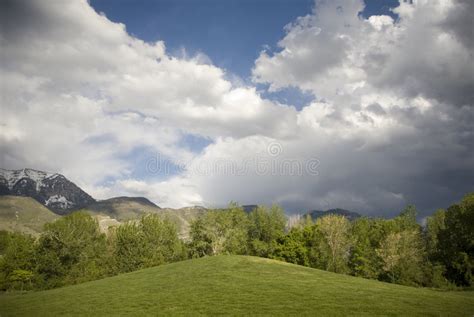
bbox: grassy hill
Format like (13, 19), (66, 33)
(1, 256), (473, 316)
(0, 196), (59, 236)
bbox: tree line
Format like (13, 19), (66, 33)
(0, 193), (472, 291)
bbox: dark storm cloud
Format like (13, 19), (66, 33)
(0, 0), (50, 41)
(249, 0), (474, 218)
(442, 0), (474, 50)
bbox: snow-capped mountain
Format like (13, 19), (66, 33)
(0, 168), (95, 214)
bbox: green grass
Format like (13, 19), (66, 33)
(1, 256), (473, 316)
(0, 196), (59, 236)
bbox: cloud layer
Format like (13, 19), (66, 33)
(1, 0), (472, 217)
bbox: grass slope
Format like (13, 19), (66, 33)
(0, 196), (59, 236)
(1, 256), (473, 316)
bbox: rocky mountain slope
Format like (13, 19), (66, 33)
(0, 168), (95, 215)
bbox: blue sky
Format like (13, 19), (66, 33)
(90, 0), (398, 80)
(90, 0), (399, 109)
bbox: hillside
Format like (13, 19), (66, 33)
(83, 198), (206, 239)
(0, 193), (205, 238)
(84, 197), (162, 221)
(1, 256), (473, 316)
(0, 196), (59, 236)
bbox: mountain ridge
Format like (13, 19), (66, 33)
(0, 168), (95, 215)
(98, 196), (159, 208)
(305, 208), (361, 221)
(0, 168), (362, 236)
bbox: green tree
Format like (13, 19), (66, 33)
(188, 216), (213, 257)
(395, 205), (419, 231)
(425, 209), (446, 257)
(0, 232), (36, 290)
(114, 214), (184, 273)
(0, 230), (10, 255)
(349, 217), (384, 279)
(273, 227), (309, 266)
(423, 209), (451, 287)
(221, 205), (250, 255)
(248, 205), (286, 258)
(314, 215), (352, 273)
(436, 193), (474, 286)
(188, 205), (249, 257)
(8, 269), (34, 291)
(376, 229), (425, 286)
(35, 212), (108, 287)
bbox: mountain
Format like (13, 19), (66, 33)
(305, 208), (361, 221)
(242, 205), (258, 213)
(83, 197), (206, 239)
(84, 196), (162, 221)
(0, 195), (122, 235)
(0, 195), (60, 236)
(0, 168), (95, 215)
(0, 168), (208, 238)
(99, 196), (159, 207)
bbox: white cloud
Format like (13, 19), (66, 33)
(180, 0), (472, 214)
(253, 0), (474, 107)
(1, 0), (472, 216)
(0, 0), (295, 190)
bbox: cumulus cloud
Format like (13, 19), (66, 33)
(1, 0), (472, 217)
(254, 0), (474, 106)
(249, 0), (474, 214)
(0, 0), (295, 189)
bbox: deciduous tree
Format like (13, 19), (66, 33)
(315, 215), (352, 273)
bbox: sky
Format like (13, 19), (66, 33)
(1, 0), (473, 218)
(89, 0), (399, 109)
